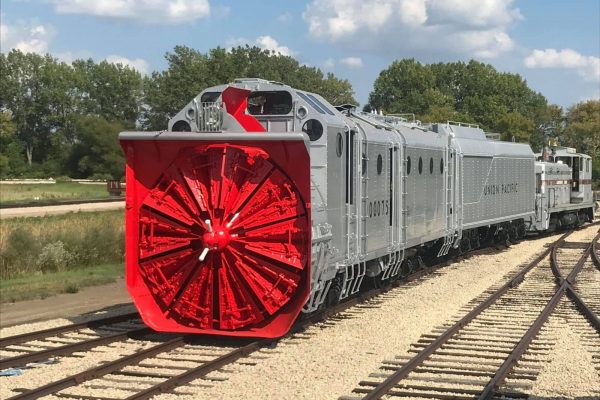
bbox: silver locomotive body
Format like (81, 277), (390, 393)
(166, 78), (594, 316)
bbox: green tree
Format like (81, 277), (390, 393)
(562, 100), (600, 188)
(66, 115), (125, 179)
(563, 100), (599, 156)
(368, 59), (436, 115)
(497, 111), (535, 142)
(0, 50), (143, 177)
(1, 51), (46, 165)
(142, 45), (356, 130)
(368, 59), (548, 146)
(0, 111), (18, 177)
(73, 59), (143, 125)
(0, 51), (80, 168)
(142, 46), (211, 130)
(0, 111), (16, 149)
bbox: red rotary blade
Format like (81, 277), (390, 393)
(136, 144), (309, 331)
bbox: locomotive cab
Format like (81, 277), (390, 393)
(549, 147), (593, 204)
(530, 147), (594, 231)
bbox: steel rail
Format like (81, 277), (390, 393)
(591, 235), (600, 270)
(566, 286), (600, 331)
(549, 232), (600, 332)
(0, 197), (125, 209)
(116, 260), (456, 400)
(359, 230), (573, 400)
(9, 250), (456, 400)
(123, 339), (269, 400)
(0, 312), (139, 348)
(477, 231), (600, 399)
(8, 336), (187, 400)
(0, 327), (151, 370)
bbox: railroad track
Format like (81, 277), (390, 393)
(0, 312), (144, 371)
(592, 235), (600, 270)
(1, 234), (577, 400)
(0, 197), (125, 209)
(342, 225), (600, 400)
(2, 245), (502, 400)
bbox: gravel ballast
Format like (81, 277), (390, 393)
(527, 300), (600, 399)
(157, 231), (574, 400)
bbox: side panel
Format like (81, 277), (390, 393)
(461, 156), (535, 227)
(327, 128), (345, 262)
(365, 142), (392, 252)
(405, 147), (446, 244)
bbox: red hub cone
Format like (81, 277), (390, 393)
(130, 144), (310, 335)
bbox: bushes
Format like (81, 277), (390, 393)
(36, 241), (76, 272)
(0, 211), (124, 279)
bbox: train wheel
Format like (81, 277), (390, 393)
(323, 276), (343, 308)
(508, 223), (519, 243)
(577, 212), (586, 226)
(517, 222), (526, 239)
(459, 237), (471, 254)
(400, 258), (414, 277)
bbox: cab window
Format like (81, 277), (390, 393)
(247, 91), (293, 115)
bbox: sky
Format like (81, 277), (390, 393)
(1, 0), (599, 108)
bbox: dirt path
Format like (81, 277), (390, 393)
(0, 278), (131, 327)
(0, 201), (124, 219)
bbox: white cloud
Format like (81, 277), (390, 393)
(105, 55), (150, 74)
(52, 0), (210, 24)
(340, 56), (363, 69)
(256, 36), (295, 56)
(303, 0), (521, 58)
(323, 58), (335, 70)
(227, 35), (296, 57)
(524, 48), (600, 82)
(0, 17), (55, 54)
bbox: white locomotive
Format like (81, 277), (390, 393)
(531, 147), (594, 232)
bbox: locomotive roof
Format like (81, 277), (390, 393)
(543, 147), (591, 159)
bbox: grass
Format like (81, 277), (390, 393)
(0, 210), (125, 279)
(0, 263), (124, 303)
(0, 182), (112, 205)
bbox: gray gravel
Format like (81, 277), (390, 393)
(154, 232), (565, 400)
(527, 299), (600, 399)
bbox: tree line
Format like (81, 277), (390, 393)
(368, 59), (599, 186)
(0, 48), (598, 185)
(0, 46), (355, 179)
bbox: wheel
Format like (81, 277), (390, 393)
(577, 212), (587, 226)
(401, 258), (415, 277)
(517, 222), (526, 239)
(323, 276), (343, 308)
(508, 223), (519, 242)
(459, 237), (471, 254)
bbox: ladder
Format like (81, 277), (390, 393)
(359, 140), (368, 255)
(400, 144), (408, 250)
(438, 146), (455, 257)
(340, 262), (366, 299)
(453, 153), (463, 248)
